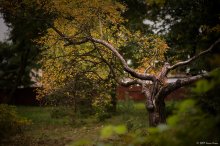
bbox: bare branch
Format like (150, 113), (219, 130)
(157, 62), (170, 78)
(175, 73), (209, 87)
(168, 38), (220, 71)
(144, 66), (152, 75)
(88, 37), (157, 81)
(51, 26), (89, 45)
(91, 42), (119, 81)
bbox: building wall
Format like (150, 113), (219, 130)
(0, 87), (40, 105)
(116, 85), (187, 101)
(116, 85), (145, 101)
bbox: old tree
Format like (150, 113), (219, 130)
(34, 0), (220, 126)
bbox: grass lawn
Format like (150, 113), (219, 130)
(4, 101), (148, 146)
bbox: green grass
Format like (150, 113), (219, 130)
(6, 101), (148, 146)
(17, 106), (70, 125)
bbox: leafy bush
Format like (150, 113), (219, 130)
(96, 100), (219, 146)
(144, 99), (219, 146)
(42, 78), (110, 120)
(117, 100), (148, 131)
(101, 125), (128, 139)
(0, 104), (31, 142)
(165, 100), (179, 117)
(117, 98), (135, 115)
(92, 93), (112, 121)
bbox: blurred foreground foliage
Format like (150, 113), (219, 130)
(0, 104), (31, 143)
(71, 68), (220, 146)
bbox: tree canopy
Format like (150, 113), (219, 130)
(36, 0), (168, 100)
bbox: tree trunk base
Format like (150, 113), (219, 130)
(148, 100), (166, 127)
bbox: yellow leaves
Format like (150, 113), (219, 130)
(135, 35), (169, 74)
(92, 92), (112, 117)
(36, 0), (170, 100)
(51, 0), (126, 34)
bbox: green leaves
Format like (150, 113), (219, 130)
(167, 115), (179, 126)
(178, 99), (195, 113)
(101, 125), (114, 138)
(100, 125), (127, 139)
(0, 104), (31, 141)
(167, 99), (195, 126)
(192, 79), (214, 93)
(114, 125), (127, 134)
(192, 68), (220, 94)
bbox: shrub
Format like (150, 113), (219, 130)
(165, 100), (179, 117)
(117, 98), (135, 115)
(0, 104), (31, 142)
(92, 93), (112, 121)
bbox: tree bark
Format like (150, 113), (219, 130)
(147, 97), (166, 127)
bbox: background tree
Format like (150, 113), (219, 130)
(145, 0), (220, 73)
(36, 0), (129, 116)
(0, 0), (54, 103)
(119, 0), (151, 33)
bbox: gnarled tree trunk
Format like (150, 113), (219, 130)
(147, 96), (166, 127)
(143, 82), (167, 127)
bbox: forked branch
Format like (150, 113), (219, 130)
(168, 38), (220, 71)
(156, 72), (209, 100)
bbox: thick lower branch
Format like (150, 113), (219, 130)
(156, 73), (209, 100)
(118, 79), (143, 87)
